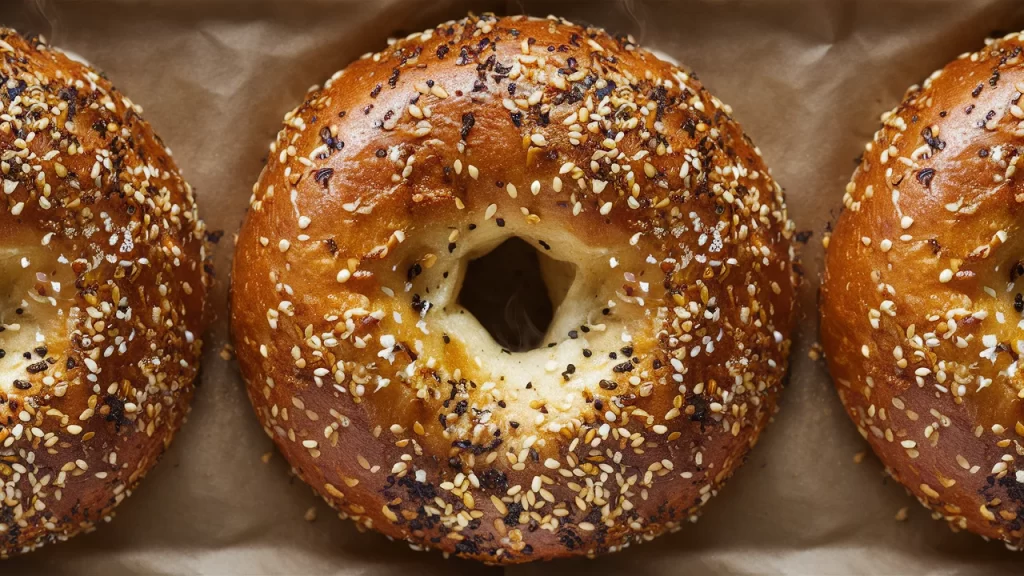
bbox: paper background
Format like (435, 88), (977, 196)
(2, 0), (1024, 573)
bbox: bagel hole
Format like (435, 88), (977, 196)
(0, 246), (73, 387)
(458, 237), (574, 352)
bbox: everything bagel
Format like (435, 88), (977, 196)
(822, 31), (1024, 548)
(0, 29), (209, 556)
(231, 13), (797, 562)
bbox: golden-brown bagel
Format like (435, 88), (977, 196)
(232, 13), (796, 562)
(0, 30), (209, 556)
(822, 32), (1024, 548)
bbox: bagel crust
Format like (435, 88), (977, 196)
(232, 14), (796, 562)
(0, 30), (208, 556)
(822, 32), (1024, 547)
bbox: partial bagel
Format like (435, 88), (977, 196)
(0, 30), (209, 556)
(822, 32), (1024, 547)
(232, 13), (797, 562)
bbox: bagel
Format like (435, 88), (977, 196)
(822, 32), (1024, 547)
(232, 13), (797, 562)
(0, 30), (209, 556)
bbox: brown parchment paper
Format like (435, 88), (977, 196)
(2, 0), (1024, 573)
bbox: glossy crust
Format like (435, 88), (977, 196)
(0, 30), (209, 556)
(822, 32), (1024, 547)
(232, 14), (796, 562)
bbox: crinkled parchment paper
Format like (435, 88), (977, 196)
(2, 0), (1024, 573)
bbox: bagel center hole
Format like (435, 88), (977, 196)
(0, 247), (71, 390)
(458, 237), (575, 352)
